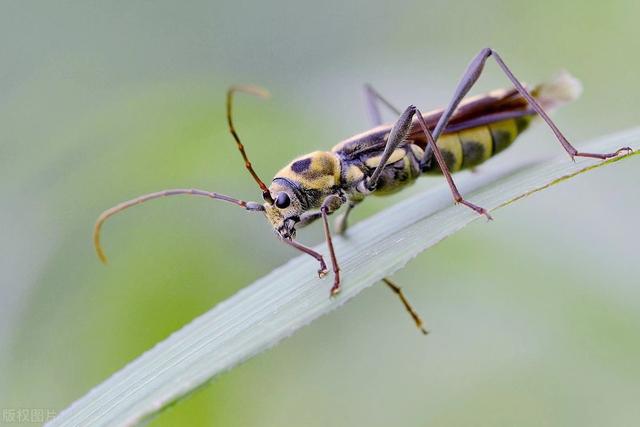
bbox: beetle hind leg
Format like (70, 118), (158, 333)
(431, 47), (632, 161)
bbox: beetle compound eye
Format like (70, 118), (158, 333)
(275, 192), (291, 209)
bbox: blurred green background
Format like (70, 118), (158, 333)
(1, 1), (639, 426)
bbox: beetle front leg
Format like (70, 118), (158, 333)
(320, 194), (344, 295)
(297, 211), (322, 228)
(281, 237), (328, 278)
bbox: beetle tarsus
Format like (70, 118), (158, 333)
(330, 280), (341, 296)
(458, 200), (493, 221)
(573, 146), (633, 160)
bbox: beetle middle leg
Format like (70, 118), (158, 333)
(367, 105), (491, 219)
(336, 84), (402, 234)
(334, 202), (356, 235)
(366, 105), (417, 191)
(415, 109), (492, 219)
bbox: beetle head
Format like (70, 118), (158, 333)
(263, 178), (308, 239)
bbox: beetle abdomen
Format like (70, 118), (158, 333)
(422, 115), (532, 174)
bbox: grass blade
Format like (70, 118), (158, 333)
(48, 128), (640, 426)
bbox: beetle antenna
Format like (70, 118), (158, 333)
(93, 188), (264, 264)
(226, 85), (274, 204)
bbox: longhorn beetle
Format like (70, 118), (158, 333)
(94, 48), (631, 334)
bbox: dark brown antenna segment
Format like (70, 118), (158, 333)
(93, 188), (262, 264)
(226, 85), (274, 204)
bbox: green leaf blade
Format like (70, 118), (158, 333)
(48, 128), (640, 427)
